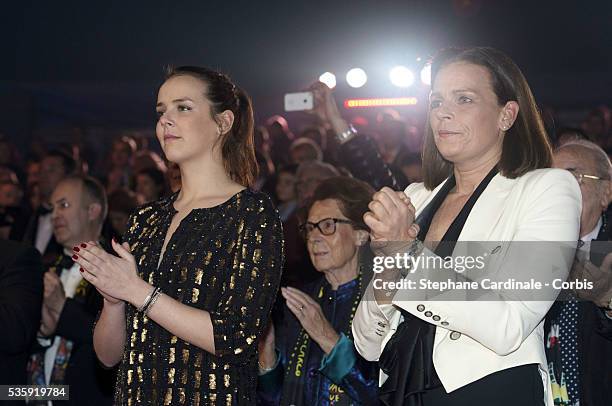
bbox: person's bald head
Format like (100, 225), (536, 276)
(554, 140), (612, 237)
(50, 175), (107, 248)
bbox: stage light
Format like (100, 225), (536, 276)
(420, 64), (432, 86)
(344, 97), (418, 108)
(319, 72), (336, 89)
(346, 68), (367, 88)
(389, 66), (415, 88)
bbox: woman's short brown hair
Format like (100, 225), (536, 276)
(164, 66), (258, 187)
(422, 47), (552, 189)
(306, 176), (375, 231)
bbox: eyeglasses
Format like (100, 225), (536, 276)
(299, 217), (354, 238)
(567, 169), (607, 185)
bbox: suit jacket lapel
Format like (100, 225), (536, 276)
(413, 178), (452, 218)
(409, 174), (517, 241)
(457, 174), (516, 241)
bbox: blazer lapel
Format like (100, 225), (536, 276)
(457, 174), (517, 241)
(413, 178), (452, 218)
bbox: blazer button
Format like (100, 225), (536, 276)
(424, 311), (433, 317)
(432, 315), (441, 322)
(450, 331), (461, 340)
(417, 304), (425, 312)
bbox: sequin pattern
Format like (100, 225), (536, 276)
(114, 189), (284, 405)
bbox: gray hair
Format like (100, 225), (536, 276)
(296, 161), (339, 179)
(557, 139), (612, 180)
(290, 137), (323, 162)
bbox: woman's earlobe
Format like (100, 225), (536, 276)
(217, 110), (235, 135)
(356, 230), (369, 246)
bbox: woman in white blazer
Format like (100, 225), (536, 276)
(351, 47), (581, 406)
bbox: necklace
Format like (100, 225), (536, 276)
(285, 269), (363, 377)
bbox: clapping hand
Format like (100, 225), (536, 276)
(39, 271), (65, 337)
(73, 239), (140, 305)
(571, 252), (612, 309)
(281, 287), (339, 354)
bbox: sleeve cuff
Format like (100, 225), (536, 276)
(258, 350), (284, 393)
(376, 302), (397, 321)
(318, 333), (356, 384)
(258, 349), (281, 376)
(364, 281), (396, 322)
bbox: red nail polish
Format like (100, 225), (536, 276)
(72, 254), (78, 260)
(73, 246), (80, 252)
(80, 243), (87, 248)
(79, 267), (84, 273)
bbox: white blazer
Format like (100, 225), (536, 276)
(352, 168), (582, 406)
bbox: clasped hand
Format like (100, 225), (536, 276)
(364, 187), (419, 255)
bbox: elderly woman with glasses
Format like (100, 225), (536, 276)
(257, 176), (379, 405)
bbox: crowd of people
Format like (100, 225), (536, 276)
(0, 46), (611, 405)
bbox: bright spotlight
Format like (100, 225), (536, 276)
(389, 66), (415, 88)
(319, 72), (336, 89)
(346, 68), (367, 88)
(420, 64), (432, 86)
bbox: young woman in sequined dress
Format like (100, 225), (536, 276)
(73, 66), (284, 405)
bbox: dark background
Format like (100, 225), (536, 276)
(1, 0), (611, 150)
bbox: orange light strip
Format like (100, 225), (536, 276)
(344, 97), (418, 108)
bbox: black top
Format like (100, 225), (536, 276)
(114, 189), (284, 405)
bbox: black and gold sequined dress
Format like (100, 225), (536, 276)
(115, 189), (284, 405)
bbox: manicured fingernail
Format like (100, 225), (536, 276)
(79, 267), (84, 273)
(73, 246), (80, 252)
(72, 254), (78, 260)
(80, 243), (87, 248)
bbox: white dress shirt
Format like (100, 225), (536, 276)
(34, 213), (54, 254)
(39, 250), (83, 396)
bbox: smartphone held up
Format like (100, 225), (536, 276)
(284, 92), (314, 112)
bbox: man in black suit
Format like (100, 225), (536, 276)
(0, 240), (43, 401)
(546, 139), (612, 406)
(22, 150), (76, 267)
(27, 175), (114, 406)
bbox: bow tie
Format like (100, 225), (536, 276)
(55, 253), (75, 271)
